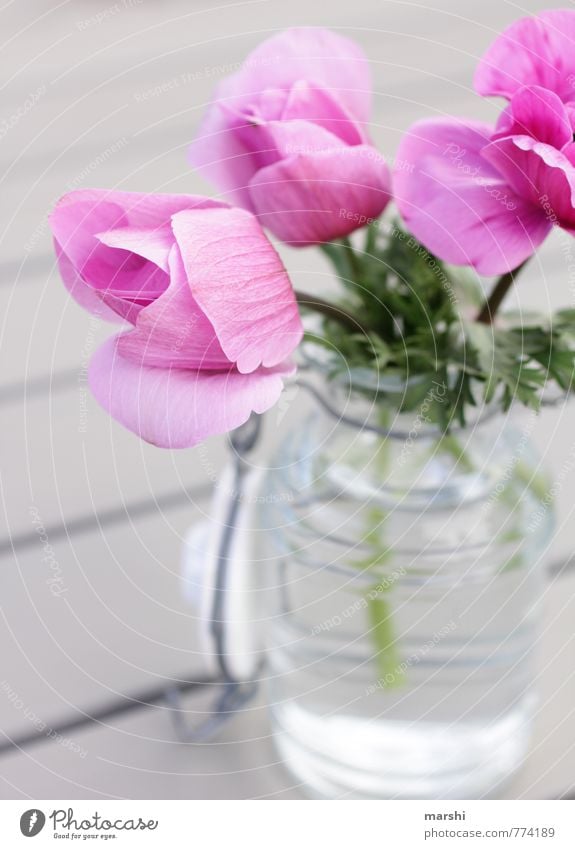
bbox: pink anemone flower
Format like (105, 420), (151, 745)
(50, 190), (303, 448)
(475, 9), (575, 108)
(189, 27), (390, 245)
(394, 85), (575, 275)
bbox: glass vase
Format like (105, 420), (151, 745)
(260, 372), (554, 799)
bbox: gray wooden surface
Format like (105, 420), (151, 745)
(1, 0), (574, 799)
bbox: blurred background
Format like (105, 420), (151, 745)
(1, 0), (574, 799)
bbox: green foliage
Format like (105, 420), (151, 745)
(310, 222), (575, 428)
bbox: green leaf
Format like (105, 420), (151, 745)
(310, 226), (575, 428)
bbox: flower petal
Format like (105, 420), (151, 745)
(188, 28), (372, 205)
(96, 225), (174, 273)
(394, 118), (551, 275)
(51, 189), (224, 230)
(89, 336), (294, 449)
(53, 240), (127, 322)
(248, 146), (390, 245)
(97, 291), (144, 324)
(117, 248), (231, 370)
(281, 80), (366, 145)
(50, 190), (226, 316)
(51, 194), (131, 294)
(171, 207), (303, 373)
(188, 105), (262, 210)
(493, 86), (572, 148)
(474, 10), (575, 102)
(482, 135), (575, 228)
(233, 117), (348, 171)
(219, 28), (372, 123)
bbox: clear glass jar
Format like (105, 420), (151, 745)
(260, 373), (554, 799)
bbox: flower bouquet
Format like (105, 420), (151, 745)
(50, 10), (575, 799)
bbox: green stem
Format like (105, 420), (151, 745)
(319, 239), (362, 288)
(513, 459), (549, 503)
(364, 221), (379, 257)
(367, 590), (404, 687)
(476, 259), (530, 324)
(356, 482), (403, 689)
(319, 242), (349, 276)
(319, 241), (354, 281)
(340, 236), (363, 280)
(438, 433), (475, 473)
(294, 290), (369, 336)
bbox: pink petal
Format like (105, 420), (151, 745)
(52, 189), (224, 229)
(281, 81), (366, 145)
(493, 86), (572, 148)
(566, 102), (575, 130)
(171, 207), (303, 373)
(53, 240), (126, 323)
(89, 336), (294, 449)
(97, 291), (144, 325)
(233, 117), (348, 171)
(248, 145), (390, 245)
(224, 81), (365, 172)
(252, 88), (290, 121)
(188, 106), (262, 211)
(50, 190), (226, 316)
(482, 135), (575, 228)
(561, 141), (575, 169)
(394, 118), (551, 275)
(51, 195), (131, 293)
(117, 248), (231, 370)
(474, 10), (575, 102)
(94, 259), (168, 303)
(188, 28), (372, 205)
(96, 225), (174, 273)
(188, 96), (280, 210)
(219, 28), (372, 123)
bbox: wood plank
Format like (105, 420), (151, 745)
(0, 503), (213, 739)
(1, 570), (573, 799)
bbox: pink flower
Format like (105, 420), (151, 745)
(189, 28), (391, 245)
(475, 9), (575, 106)
(50, 190), (303, 448)
(393, 86), (575, 275)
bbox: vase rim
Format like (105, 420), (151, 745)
(297, 346), (500, 439)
